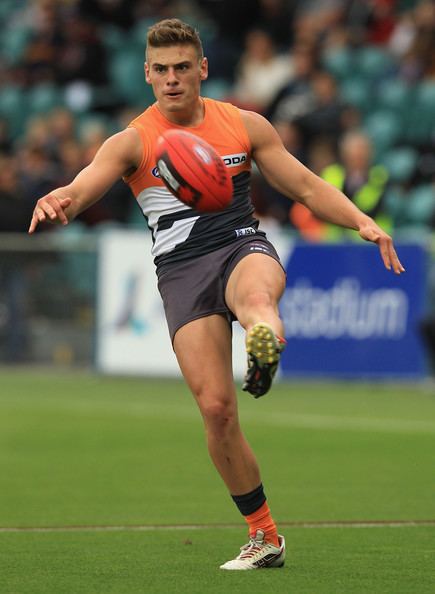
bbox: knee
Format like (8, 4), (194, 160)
(198, 395), (238, 439)
(242, 290), (275, 312)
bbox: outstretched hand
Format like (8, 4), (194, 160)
(358, 221), (405, 275)
(28, 195), (72, 234)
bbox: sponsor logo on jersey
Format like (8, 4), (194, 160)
(235, 227), (256, 237)
(152, 166), (161, 178)
(222, 153), (248, 168)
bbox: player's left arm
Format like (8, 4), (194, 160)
(242, 110), (405, 275)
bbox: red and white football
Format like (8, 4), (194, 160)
(155, 129), (233, 212)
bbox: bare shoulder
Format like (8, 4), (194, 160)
(239, 109), (282, 152)
(99, 127), (142, 169)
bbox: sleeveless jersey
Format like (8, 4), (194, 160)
(124, 98), (264, 277)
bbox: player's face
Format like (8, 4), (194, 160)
(145, 44), (208, 118)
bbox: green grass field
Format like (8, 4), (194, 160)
(1, 370), (434, 593)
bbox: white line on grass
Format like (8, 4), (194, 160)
(1, 520), (434, 534)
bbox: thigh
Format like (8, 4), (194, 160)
(173, 314), (237, 407)
(225, 252), (286, 315)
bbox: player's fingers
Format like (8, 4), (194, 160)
(49, 201), (69, 225)
(28, 214), (39, 234)
(56, 198), (72, 225)
(388, 243), (405, 275)
(43, 203), (60, 221)
(378, 237), (405, 275)
(28, 207), (47, 233)
(377, 237), (392, 271)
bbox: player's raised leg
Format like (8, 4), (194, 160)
(173, 314), (284, 568)
(225, 252), (287, 398)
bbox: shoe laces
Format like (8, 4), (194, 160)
(237, 533), (268, 560)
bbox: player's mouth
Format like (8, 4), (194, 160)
(165, 91), (183, 99)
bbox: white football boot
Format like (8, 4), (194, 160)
(220, 529), (286, 570)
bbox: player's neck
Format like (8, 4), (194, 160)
(157, 97), (205, 128)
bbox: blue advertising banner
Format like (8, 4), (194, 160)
(279, 243), (427, 378)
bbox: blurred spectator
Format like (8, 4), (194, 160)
(0, 156), (34, 232)
(232, 29), (293, 112)
(398, 0), (435, 82)
(0, 119), (13, 154)
(21, 0), (64, 85)
(78, 0), (135, 30)
(253, 0), (296, 48)
(46, 108), (77, 159)
(56, 14), (108, 86)
(56, 140), (83, 186)
(293, 0), (347, 41)
(266, 42), (319, 123)
(199, 0), (260, 47)
(298, 71), (347, 146)
(320, 130), (392, 239)
(19, 145), (58, 204)
(306, 136), (337, 175)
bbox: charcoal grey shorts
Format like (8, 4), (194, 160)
(157, 236), (283, 343)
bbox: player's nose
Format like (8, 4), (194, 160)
(166, 67), (179, 84)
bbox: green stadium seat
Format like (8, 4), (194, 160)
(0, 23), (30, 64)
(108, 49), (154, 107)
(381, 147), (418, 183)
(0, 0), (18, 22)
(355, 46), (394, 79)
(339, 77), (373, 112)
(404, 82), (435, 142)
(364, 110), (401, 157)
(376, 79), (412, 114)
(0, 86), (26, 137)
(384, 186), (408, 227)
(131, 18), (156, 46)
(415, 82), (435, 124)
(405, 184), (435, 225)
(27, 83), (63, 115)
(322, 47), (354, 80)
(100, 25), (127, 53)
(201, 79), (232, 100)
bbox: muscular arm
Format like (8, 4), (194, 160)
(29, 127), (142, 233)
(242, 110), (405, 274)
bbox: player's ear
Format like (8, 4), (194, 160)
(200, 57), (208, 81)
(145, 62), (151, 84)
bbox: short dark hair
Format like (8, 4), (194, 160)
(147, 18), (203, 59)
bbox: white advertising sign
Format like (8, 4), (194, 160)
(96, 229), (281, 377)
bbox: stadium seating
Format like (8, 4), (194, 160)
(0, 86), (26, 137)
(364, 110), (402, 157)
(381, 146), (418, 183)
(406, 184), (435, 226)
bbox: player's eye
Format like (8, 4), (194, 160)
(154, 65), (166, 73)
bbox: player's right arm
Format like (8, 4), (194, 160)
(28, 127), (142, 233)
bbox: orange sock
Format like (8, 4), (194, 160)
(245, 501), (279, 547)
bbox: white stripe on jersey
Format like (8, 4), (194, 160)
(137, 186), (200, 258)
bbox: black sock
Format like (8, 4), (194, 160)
(231, 483), (266, 516)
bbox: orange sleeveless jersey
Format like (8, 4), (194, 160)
(124, 98), (265, 275)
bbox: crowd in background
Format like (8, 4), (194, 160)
(0, 0), (434, 238)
